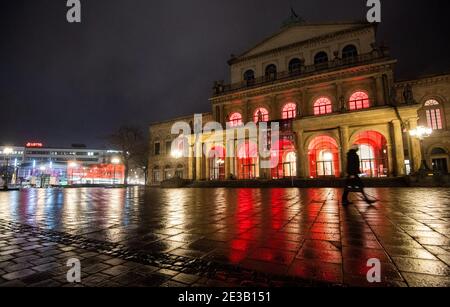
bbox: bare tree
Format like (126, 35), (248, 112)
(108, 125), (145, 185)
(131, 141), (149, 185)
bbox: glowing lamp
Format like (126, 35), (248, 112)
(323, 152), (334, 161)
(171, 150), (183, 159)
(409, 126), (432, 139)
(2, 147), (13, 155)
(69, 162), (79, 168)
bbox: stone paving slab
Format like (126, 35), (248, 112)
(0, 187), (449, 287)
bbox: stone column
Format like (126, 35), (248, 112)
(293, 90), (303, 119)
(205, 149), (210, 181)
(339, 126), (349, 177)
(387, 143), (394, 177)
(374, 75), (385, 106)
(335, 82), (343, 112)
(391, 120), (405, 176)
(195, 142), (203, 180)
(408, 118), (422, 173)
(300, 89), (309, 117)
(295, 130), (307, 178)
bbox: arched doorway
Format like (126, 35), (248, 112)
(163, 165), (172, 180)
(308, 136), (340, 178)
(175, 164), (184, 179)
(237, 141), (258, 179)
(152, 166), (161, 184)
(270, 139), (297, 179)
(352, 131), (388, 177)
(209, 146), (226, 180)
(430, 147), (449, 173)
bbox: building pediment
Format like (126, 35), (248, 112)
(237, 22), (372, 59)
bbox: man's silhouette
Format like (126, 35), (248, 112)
(342, 148), (376, 205)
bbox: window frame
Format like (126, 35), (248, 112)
(227, 112), (243, 127)
(253, 107), (270, 123)
(282, 103), (297, 120)
(423, 99), (444, 130)
(348, 91), (370, 111)
(313, 97), (333, 116)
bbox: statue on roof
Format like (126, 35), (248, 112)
(282, 6), (305, 28)
(403, 84), (416, 105)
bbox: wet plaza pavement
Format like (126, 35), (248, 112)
(0, 187), (449, 287)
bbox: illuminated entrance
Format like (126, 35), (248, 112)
(237, 141), (258, 179)
(270, 139), (297, 179)
(209, 146), (226, 180)
(308, 136), (340, 178)
(352, 131), (388, 177)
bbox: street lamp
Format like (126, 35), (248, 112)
(409, 126), (433, 174)
(2, 147), (13, 190)
(111, 157), (121, 185)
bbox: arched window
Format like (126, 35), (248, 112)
(163, 165), (172, 180)
(253, 108), (269, 123)
(431, 148), (446, 155)
(314, 52), (329, 66)
(209, 146), (226, 180)
(243, 69), (255, 86)
(175, 165), (184, 179)
(314, 97), (333, 116)
(237, 141), (258, 179)
(282, 103), (297, 120)
(228, 112), (243, 127)
(152, 166), (161, 183)
(352, 131), (388, 177)
(349, 91), (370, 110)
(308, 136), (340, 178)
(265, 64), (277, 80)
(423, 99), (443, 130)
(342, 45), (358, 59)
(288, 58), (302, 74)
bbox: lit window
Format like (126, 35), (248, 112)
(425, 99), (439, 107)
(424, 99), (443, 130)
(349, 91), (370, 110)
(314, 97), (333, 116)
(228, 112), (243, 127)
(253, 108), (269, 123)
(282, 103), (297, 119)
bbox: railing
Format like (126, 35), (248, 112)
(213, 50), (391, 96)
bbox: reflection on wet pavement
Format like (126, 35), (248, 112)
(0, 187), (449, 287)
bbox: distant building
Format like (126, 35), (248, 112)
(147, 19), (450, 184)
(1, 143), (124, 186)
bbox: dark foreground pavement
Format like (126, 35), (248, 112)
(0, 187), (449, 287)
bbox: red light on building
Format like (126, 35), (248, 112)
(26, 142), (44, 148)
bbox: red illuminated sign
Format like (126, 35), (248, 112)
(26, 142), (44, 148)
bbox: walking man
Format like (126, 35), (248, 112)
(342, 148), (376, 205)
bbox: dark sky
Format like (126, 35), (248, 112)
(1, 0), (449, 148)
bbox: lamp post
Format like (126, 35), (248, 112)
(2, 147), (13, 190)
(111, 157), (121, 185)
(409, 126), (433, 174)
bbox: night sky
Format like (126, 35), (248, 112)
(1, 0), (449, 148)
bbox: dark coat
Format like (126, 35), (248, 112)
(347, 150), (361, 176)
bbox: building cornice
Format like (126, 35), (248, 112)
(395, 72), (450, 88)
(210, 59), (397, 104)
